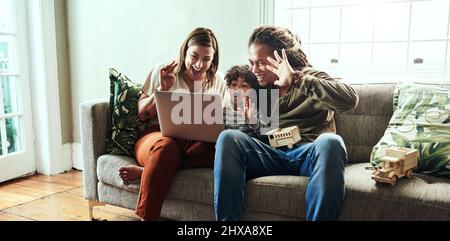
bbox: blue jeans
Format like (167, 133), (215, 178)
(214, 130), (348, 221)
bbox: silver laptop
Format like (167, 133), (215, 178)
(154, 90), (224, 142)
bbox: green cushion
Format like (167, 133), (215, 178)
(370, 83), (450, 178)
(105, 68), (148, 156)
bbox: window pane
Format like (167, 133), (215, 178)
(276, 0), (293, 10)
(309, 44), (339, 73)
(445, 41), (450, 83)
(0, 35), (16, 73)
(292, 0), (310, 8)
(292, 9), (310, 41)
(340, 43), (372, 72)
(301, 43), (310, 55)
(310, 7), (341, 42)
(0, 0), (15, 33)
(311, 0), (341, 7)
(374, 2), (409, 41)
(372, 43), (408, 81)
(341, 4), (374, 42)
(5, 116), (22, 154)
(342, 0), (373, 5)
(445, 41), (450, 71)
(408, 41), (447, 82)
(1, 76), (20, 114)
(373, 43), (407, 72)
(369, 72), (407, 83)
(275, 9), (292, 29)
(410, 0), (449, 40)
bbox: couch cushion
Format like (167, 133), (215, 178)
(341, 163), (450, 220)
(170, 169), (310, 218)
(246, 163), (450, 220)
(98, 182), (139, 211)
(97, 154), (141, 193)
(97, 154), (450, 220)
(336, 84), (396, 163)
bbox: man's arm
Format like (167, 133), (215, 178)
(296, 69), (359, 113)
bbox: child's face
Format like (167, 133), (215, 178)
(229, 77), (252, 93)
(228, 77), (252, 110)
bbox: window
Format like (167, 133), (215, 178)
(0, 0), (24, 155)
(271, 0), (450, 84)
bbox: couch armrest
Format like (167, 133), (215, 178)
(80, 99), (109, 201)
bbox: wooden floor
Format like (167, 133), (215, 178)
(0, 170), (140, 221)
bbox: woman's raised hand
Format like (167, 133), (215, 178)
(159, 61), (178, 91)
(266, 49), (295, 88)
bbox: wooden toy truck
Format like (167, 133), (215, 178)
(266, 126), (301, 149)
(371, 147), (419, 186)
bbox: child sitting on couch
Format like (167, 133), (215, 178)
(223, 65), (267, 141)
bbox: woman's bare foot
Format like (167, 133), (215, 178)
(119, 165), (143, 182)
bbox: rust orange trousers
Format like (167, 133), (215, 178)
(134, 125), (215, 220)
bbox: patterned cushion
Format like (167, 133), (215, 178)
(370, 83), (450, 178)
(105, 68), (148, 156)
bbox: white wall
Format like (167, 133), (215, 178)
(66, 0), (260, 143)
(55, 0), (72, 144)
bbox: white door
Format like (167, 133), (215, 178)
(0, 0), (35, 182)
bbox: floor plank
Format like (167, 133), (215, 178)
(28, 173), (83, 187)
(96, 205), (139, 219)
(0, 190), (37, 203)
(0, 200), (20, 210)
(3, 204), (81, 221)
(10, 179), (75, 192)
(46, 192), (139, 219)
(0, 183), (56, 197)
(0, 170), (139, 221)
(0, 211), (33, 221)
(66, 187), (84, 196)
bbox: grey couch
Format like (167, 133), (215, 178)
(81, 84), (450, 221)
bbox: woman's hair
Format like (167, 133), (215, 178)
(248, 26), (312, 69)
(176, 27), (219, 89)
(225, 65), (259, 90)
